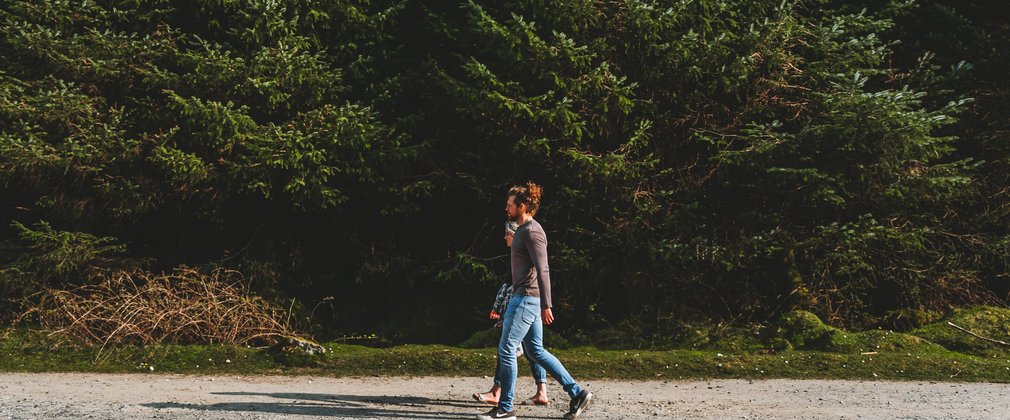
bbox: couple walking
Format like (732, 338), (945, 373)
(477, 182), (593, 420)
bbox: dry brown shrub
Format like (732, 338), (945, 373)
(20, 267), (293, 347)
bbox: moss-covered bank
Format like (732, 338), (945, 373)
(5, 307), (1010, 382)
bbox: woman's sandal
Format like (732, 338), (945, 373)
(472, 393), (498, 405)
(518, 397), (550, 406)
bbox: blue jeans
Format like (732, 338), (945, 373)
(497, 295), (581, 412)
(493, 341), (547, 386)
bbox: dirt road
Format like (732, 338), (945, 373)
(1, 373), (1008, 419)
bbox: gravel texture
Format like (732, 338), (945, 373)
(1, 373), (1009, 419)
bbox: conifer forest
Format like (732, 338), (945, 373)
(1, 0), (1008, 346)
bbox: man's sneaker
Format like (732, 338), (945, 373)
(564, 389), (593, 419)
(476, 406), (517, 420)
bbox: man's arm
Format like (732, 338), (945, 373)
(526, 227), (552, 310)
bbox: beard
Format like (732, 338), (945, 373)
(506, 210), (520, 222)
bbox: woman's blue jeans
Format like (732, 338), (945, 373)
(496, 295), (581, 412)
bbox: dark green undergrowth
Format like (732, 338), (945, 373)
(5, 307), (1010, 382)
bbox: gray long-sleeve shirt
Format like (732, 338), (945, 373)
(510, 219), (552, 309)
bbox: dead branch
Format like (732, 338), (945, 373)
(947, 321), (1010, 347)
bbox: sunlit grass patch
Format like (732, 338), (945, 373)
(913, 306), (1010, 356)
(6, 306), (1010, 382)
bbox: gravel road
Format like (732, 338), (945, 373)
(1, 373), (1008, 419)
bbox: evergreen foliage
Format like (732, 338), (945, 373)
(1, 0), (1007, 345)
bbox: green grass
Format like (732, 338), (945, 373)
(5, 307), (1010, 382)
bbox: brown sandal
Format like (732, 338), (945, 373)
(472, 393), (499, 405)
(518, 397), (549, 406)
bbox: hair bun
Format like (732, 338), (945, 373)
(526, 181), (542, 205)
(508, 181), (544, 216)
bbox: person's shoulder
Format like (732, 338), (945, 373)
(526, 220), (547, 238)
(528, 219), (545, 231)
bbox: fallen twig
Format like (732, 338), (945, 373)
(946, 321), (1010, 347)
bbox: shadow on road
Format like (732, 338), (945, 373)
(143, 391), (557, 419)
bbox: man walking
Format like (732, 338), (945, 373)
(477, 181), (592, 420)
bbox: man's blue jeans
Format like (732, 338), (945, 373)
(497, 295), (581, 412)
(493, 340), (547, 386)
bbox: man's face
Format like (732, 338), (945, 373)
(505, 232), (514, 247)
(505, 195), (522, 222)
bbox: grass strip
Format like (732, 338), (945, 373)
(4, 330), (1010, 382)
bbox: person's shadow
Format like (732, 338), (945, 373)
(143, 391), (557, 419)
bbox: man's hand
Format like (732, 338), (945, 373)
(489, 310), (500, 321)
(542, 308), (554, 325)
